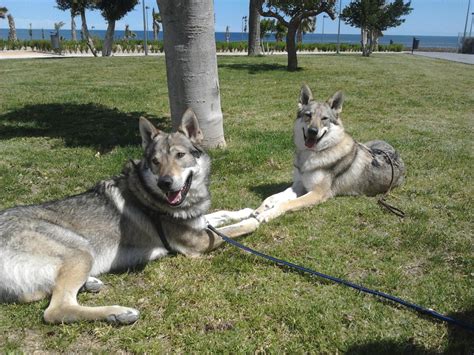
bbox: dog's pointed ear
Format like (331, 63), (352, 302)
(178, 108), (204, 144)
(328, 91), (344, 114)
(139, 117), (159, 149)
(299, 84), (313, 106)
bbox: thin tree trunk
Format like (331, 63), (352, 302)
(157, 0), (226, 148)
(7, 14), (16, 41)
(248, 0), (261, 56)
(296, 26), (303, 44)
(286, 24), (298, 71)
(153, 21), (158, 40)
(71, 10), (77, 41)
(80, 9), (98, 57)
(102, 20), (115, 56)
(361, 27), (369, 56)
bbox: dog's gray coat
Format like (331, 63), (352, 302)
(255, 85), (405, 222)
(0, 109), (258, 324)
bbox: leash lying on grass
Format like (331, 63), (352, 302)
(207, 223), (474, 332)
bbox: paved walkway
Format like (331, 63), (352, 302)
(412, 51), (474, 65)
(1, 50), (473, 65)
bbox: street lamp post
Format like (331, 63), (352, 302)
(336, 0), (342, 54)
(142, 0), (148, 56)
(470, 12), (474, 37)
(322, 15), (327, 43)
(463, 0), (471, 40)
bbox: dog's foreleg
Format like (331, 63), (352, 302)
(199, 217), (260, 253)
(205, 208), (255, 227)
(254, 182), (305, 216)
(256, 185), (331, 223)
(43, 251), (139, 325)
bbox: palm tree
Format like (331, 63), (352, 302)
(152, 8), (161, 40)
(275, 20), (287, 42)
(56, 0), (98, 56)
(0, 6), (7, 19)
(260, 18), (275, 53)
(7, 14), (17, 41)
(55, 21), (66, 37)
(297, 16), (316, 43)
(248, 0), (261, 55)
(71, 8), (77, 41)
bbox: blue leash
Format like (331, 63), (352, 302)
(207, 223), (474, 332)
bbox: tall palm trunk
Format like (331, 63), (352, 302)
(7, 14), (16, 41)
(71, 10), (77, 41)
(157, 0), (226, 148)
(248, 0), (261, 56)
(80, 8), (98, 57)
(102, 20), (115, 56)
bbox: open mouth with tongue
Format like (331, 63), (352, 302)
(303, 127), (327, 148)
(164, 173), (193, 206)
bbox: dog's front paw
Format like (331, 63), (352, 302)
(81, 277), (104, 293)
(106, 306), (140, 325)
(255, 207), (280, 223)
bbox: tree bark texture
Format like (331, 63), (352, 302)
(80, 9), (98, 57)
(7, 14), (16, 41)
(286, 24), (298, 71)
(71, 10), (77, 41)
(156, 0), (226, 148)
(102, 20), (115, 56)
(248, 0), (261, 56)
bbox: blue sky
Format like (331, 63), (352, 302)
(0, 0), (472, 36)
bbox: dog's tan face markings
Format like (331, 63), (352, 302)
(296, 85), (345, 149)
(139, 111), (204, 206)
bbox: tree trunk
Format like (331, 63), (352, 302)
(7, 14), (16, 41)
(153, 21), (158, 40)
(102, 20), (115, 57)
(80, 9), (98, 57)
(361, 27), (370, 57)
(286, 24), (298, 71)
(157, 0), (226, 148)
(248, 0), (261, 56)
(71, 10), (77, 41)
(296, 26), (303, 44)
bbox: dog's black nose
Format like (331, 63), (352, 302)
(158, 176), (173, 191)
(307, 127), (319, 137)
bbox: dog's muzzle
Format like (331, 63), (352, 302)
(158, 173), (193, 206)
(303, 127), (327, 148)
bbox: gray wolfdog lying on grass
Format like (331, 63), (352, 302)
(255, 84), (405, 223)
(0, 109), (258, 324)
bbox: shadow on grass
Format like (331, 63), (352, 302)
(346, 307), (474, 354)
(250, 182), (291, 199)
(218, 62), (292, 74)
(0, 103), (170, 153)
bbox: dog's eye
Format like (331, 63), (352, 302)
(151, 157), (160, 165)
(322, 116), (329, 121)
(176, 152), (185, 159)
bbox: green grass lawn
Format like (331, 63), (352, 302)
(0, 54), (473, 353)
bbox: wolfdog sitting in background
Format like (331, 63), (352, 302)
(0, 109), (258, 324)
(255, 84), (405, 223)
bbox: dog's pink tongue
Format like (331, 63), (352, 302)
(167, 191), (182, 205)
(305, 138), (315, 148)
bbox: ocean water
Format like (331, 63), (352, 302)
(0, 28), (460, 49)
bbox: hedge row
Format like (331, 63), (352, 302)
(0, 39), (404, 53)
